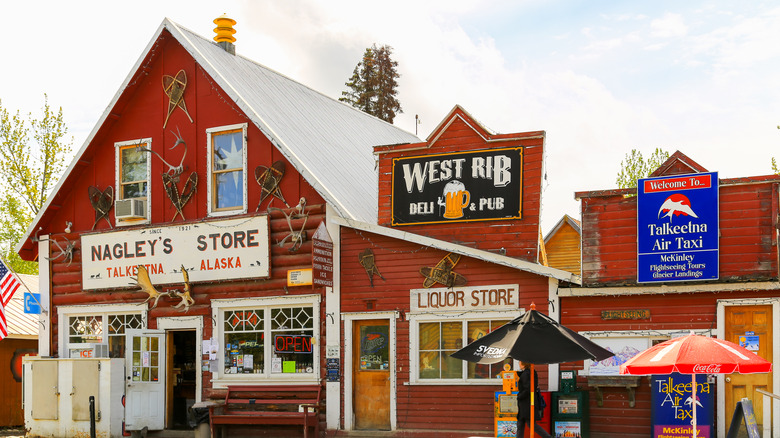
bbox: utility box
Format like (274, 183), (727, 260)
(23, 357), (125, 438)
(68, 343), (109, 358)
(552, 369), (590, 438)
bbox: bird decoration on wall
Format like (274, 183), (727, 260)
(172, 265), (194, 312)
(137, 129), (198, 221)
(358, 248), (385, 287)
(162, 69), (193, 129)
(88, 186), (114, 230)
(254, 160), (289, 211)
(268, 197), (308, 252)
(131, 265), (165, 309)
(419, 253), (467, 288)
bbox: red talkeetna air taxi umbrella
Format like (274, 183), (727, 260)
(451, 304), (614, 437)
(620, 332), (772, 438)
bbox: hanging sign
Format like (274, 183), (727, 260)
(391, 147), (523, 226)
(651, 373), (713, 438)
(637, 172), (719, 283)
(312, 222), (333, 287)
(81, 216), (270, 289)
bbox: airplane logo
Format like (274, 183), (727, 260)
(657, 194), (698, 222)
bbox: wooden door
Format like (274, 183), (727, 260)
(353, 319), (391, 430)
(724, 305), (772, 431)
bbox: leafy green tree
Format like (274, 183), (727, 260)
(340, 44), (402, 123)
(0, 95), (72, 273)
(616, 148), (670, 189)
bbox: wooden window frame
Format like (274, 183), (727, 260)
(207, 123), (248, 217)
(115, 138), (152, 226)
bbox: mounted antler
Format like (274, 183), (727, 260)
(137, 127), (188, 182)
(31, 229), (77, 266)
(172, 265), (194, 312)
(131, 265), (165, 309)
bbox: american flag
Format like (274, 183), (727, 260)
(0, 259), (22, 341)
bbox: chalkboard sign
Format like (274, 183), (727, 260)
(726, 398), (760, 438)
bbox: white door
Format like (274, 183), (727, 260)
(125, 329), (166, 431)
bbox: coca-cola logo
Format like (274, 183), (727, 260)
(692, 364), (722, 373)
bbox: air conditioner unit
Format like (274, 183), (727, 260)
(115, 199), (147, 220)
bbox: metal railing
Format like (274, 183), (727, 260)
(757, 389), (780, 437)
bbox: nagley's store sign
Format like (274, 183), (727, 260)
(81, 216), (270, 290)
(637, 172), (719, 283)
(391, 147), (523, 226)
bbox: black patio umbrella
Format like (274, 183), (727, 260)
(451, 303), (614, 437)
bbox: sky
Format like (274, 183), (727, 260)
(2, 1), (780, 234)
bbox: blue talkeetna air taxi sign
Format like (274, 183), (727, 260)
(637, 172), (719, 283)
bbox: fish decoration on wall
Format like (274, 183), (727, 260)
(88, 186), (114, 230)
(419, 253), (467, 288)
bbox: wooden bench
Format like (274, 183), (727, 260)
(209, 385), (321, 438)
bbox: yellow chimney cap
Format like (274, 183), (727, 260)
(213, 14), (236, 44)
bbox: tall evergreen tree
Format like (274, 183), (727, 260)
(340, 44), (402, 123)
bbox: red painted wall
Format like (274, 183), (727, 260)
(340, 227), (552, 433)
(375, 110), (546, 263)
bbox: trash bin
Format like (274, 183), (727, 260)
(190, 401), (218, 438)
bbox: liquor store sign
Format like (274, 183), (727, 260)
(391, 147), (523, 226)
(637, 172), (719, 283)
(81, 216), (270, 290)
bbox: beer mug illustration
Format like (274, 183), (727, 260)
(438, 180), (470, 219)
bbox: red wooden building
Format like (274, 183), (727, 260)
(333, 106), (577, 435)
(565, 151), (780, 438)
(16, 16), (579, 437)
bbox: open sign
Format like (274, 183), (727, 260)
(274, 335), (313, 354)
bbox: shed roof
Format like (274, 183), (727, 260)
(5, 274), (39, 338)
(18, 18), (419, 257)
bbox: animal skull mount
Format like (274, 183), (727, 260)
(88, 186), (114, 230)
(136, 129), (197, 221)
(268, 197), (308, 252)
(31, 228), (77, 266)
(131, 264), (194, 311)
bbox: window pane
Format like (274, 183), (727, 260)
(271, 307), (315, 374)
(358, 324), (389, 371)
(419, 322), (440, 352)
(122, 182), (147, 199)
(69, 316), (102, 344)
(419, 351), (441, 379)
(418, 321), (462, 379)
(215, 171), (243, 209)
(467, 320), (511, 379)
(121, 147), (148, 199)
(224, 308), (265, 375)
(213, 132), (243, 171)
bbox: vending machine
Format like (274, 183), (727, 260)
(494, 365), (552, 438)
(551, 370), (589, 438)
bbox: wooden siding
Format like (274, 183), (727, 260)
(581, 181), (780, 286)
(340, 227), (551, 433)
(0, 339), (37, 426)
(375, 110), (545, 263)
(36, 35), (328, 404)
(561, 289), (780, 438)
(545, 222), (581, 276)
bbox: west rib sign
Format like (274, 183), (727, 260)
(637, 172), (719, 283)
(391, 147), (523, 226)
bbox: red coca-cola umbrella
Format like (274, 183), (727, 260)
(620, 332), (772, 438)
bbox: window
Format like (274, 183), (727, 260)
(214, 295), (319, 381)
(63, 308), (145, 358)
(115, 139), (151, 224)
(207, 124), (247, 216)
(412, 314), (513, 383)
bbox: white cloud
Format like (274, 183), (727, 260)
(650, 13), (688, 38)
